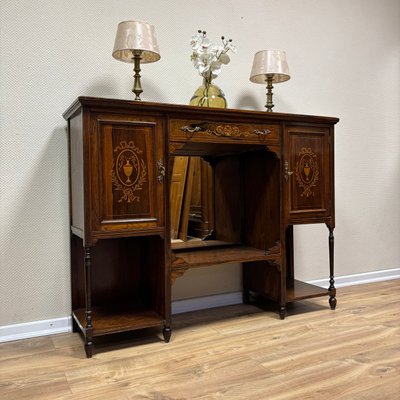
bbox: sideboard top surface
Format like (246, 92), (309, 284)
(63, 96), (339, 125)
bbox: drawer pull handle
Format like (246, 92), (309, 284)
(254, 129), (271, 136)
(284, 161), (293, 181)
(157, 160), (166, 183)
(181, 125), (202, 133)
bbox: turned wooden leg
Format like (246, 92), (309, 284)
(279, 305), (286, 320)
(84, 246), (94, 358)
(327, 226), (337, 310)
(163, 326), (172, 343)
(329, 296), (337, 310)
(85, 339), (93, 358)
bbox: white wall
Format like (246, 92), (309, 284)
(1, 0), (399, 326)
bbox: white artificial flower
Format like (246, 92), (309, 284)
(226, 42), (237, 53)
(218, 53), (230, 65)
(190, 31), (236, 80)
(190, 33), (203, 51)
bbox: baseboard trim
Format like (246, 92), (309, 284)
(0, 317), (72, 343)
(308, 267), (400, 288)
(1, 268), (398, 343)
(172, 292), (243, 314)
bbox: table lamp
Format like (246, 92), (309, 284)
(250, 50), (290, 112)
(112, 20), (160, 100)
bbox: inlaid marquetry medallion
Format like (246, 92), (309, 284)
(295, 147), (319, 197)
(181, 123), (253, 138)
(211, 125), (251, 137)
(112, 141), (147, 203)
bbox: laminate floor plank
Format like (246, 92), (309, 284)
(0, 372), (72, 400)
(0, 336), (55, 362)
(0, 280), (399, 400)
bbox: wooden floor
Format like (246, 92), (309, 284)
(1, 280), (399, 399)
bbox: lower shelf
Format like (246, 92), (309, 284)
(73, 305), (164, 337)
(173, 243), (276, 268)
(286, 279), (331, 301)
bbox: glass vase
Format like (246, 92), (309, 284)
(190, 78), (227, 108)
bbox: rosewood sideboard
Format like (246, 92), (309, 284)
(63, 97), (339, 357)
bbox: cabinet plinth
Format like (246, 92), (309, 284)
(64, 97), (338, 356)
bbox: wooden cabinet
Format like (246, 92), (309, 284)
(283, 124), (336, 318)
(284, 124), (334, 223)
(64, 98), (171, 358)
(243, 122), (336, 319)
(89, 114), (166, 235)
(64, 97), (338, 356)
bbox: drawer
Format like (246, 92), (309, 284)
(169, 118), (280, 144)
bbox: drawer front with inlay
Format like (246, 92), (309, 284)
(169, 118), (280, 144)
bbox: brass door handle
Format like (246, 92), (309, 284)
(284, 161), (293, 181)
(254, 129), (271, 136)
(157, 160), (165, 183)
(181, 125), (202, 133)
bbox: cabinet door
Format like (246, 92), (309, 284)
(284, 125), (334, 223)
(90, 114), (166, 236)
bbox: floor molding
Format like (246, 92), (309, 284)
(307, 267), (400, 288)
(1, 268), (399, 343)
(172, 292), (243, 315)
(0, 317), (72, 343)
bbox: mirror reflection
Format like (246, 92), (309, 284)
(170, 156), (214, 242)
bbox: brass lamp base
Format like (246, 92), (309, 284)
(132, 50), (143, 101)
(265, 75), (274, 112)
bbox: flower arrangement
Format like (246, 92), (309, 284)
(190, 30), (237, 84)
